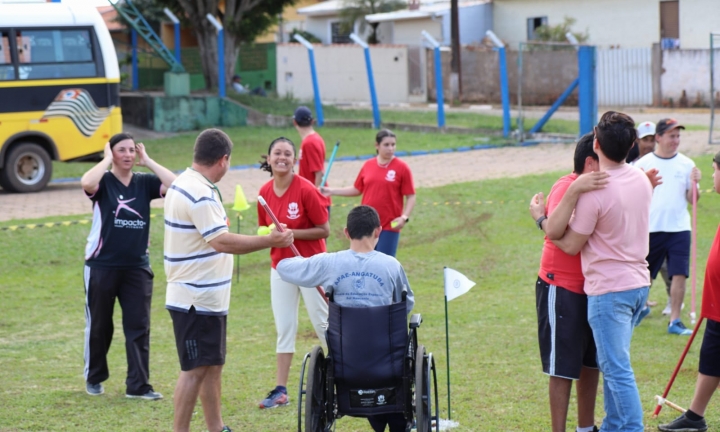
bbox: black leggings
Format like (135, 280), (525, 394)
(367, 413), (407, 432)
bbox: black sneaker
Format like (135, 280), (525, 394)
(126, 390), (163, 400)
(658, 413), (708, 432)
(86, 382), (104, 396)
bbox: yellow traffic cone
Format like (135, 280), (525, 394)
(232, 185), (250, 212)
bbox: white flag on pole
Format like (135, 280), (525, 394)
(444, 267), (476, 301)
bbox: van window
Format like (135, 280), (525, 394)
(16, 29), (97, 80)
(0, 31), (13, 80)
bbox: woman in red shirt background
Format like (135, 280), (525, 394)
(322, 129), (415, 257)
(256, 137), (330, 409)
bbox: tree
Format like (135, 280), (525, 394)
(339, 0), (406, 44)
(534, 16), (589, 44)
(127, 0), (297, 90)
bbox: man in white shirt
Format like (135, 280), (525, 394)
(634, 118), (702, 335)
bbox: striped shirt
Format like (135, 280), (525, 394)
(164, 169), (232, 316)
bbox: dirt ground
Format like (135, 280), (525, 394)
(0, 127), (716, 223)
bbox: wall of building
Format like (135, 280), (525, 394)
(661, 48), (720, 107)
(493, 0), (720, 50)
(303, 15), (375, 44)
(276, 43), (409, 103)
(679, 0), (719, 50)
(236, 43), (276, 93)
(304, 16), (331, 43)
(392, 18), (441, 46)
(493, 0), (658, 49)
(436, 3), (491, 45)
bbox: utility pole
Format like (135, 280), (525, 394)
(450, 0), (462, 102)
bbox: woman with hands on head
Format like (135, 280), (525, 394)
(79, 133), (176, 400)
(321, 129), (415, 257)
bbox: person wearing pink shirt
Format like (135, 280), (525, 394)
(531, 111), (653, 432)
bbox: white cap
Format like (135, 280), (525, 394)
(637, 121), (656, 139)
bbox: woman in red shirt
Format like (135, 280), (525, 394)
(322, 129), (415, 257)
(256, 137), (330, 409)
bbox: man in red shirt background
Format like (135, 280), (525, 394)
(293, 106), (331, 212)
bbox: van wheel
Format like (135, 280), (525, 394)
(0, 143), (52, 193)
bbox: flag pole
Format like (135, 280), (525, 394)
(443, 267), (452, 420)
(235, 214), (240, 283)
(442, 266), (475, 422)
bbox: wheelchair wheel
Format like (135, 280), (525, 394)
(429, 353), (440, 432)
(304, 346), (328, 432)
(414, 345), (431, 432)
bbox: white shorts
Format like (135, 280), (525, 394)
(271, 268), (328, 353)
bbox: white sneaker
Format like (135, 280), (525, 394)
(662, 302), (671, 315)
(662, 301), (685, 316)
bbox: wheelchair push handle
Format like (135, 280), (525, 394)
(410, 313), (422, 329)
(258, 195), (329, 305)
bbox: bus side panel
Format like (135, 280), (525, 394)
(0, 82), (121, 161)
(0, 112), (30, 155)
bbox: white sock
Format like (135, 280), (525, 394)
(577, 426), (595, 432)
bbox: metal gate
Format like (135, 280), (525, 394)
(597, 48), (652, 106)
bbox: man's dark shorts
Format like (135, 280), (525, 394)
(536, 277), (597, 379)
(169, 306), (227, 371)
(648, 231), (691, 280)
(699, 319), (720, 377)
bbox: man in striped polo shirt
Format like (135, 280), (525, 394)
(164, 129), (294, 432)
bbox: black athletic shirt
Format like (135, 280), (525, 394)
(85, 171), (163, 268)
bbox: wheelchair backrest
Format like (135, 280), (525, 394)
(327, 300), (408, 388)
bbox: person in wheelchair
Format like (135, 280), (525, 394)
(277, 205), (414, 432)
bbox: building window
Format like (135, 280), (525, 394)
(16, 29), (97, 80)
(660, 0), (680, 49)
(330, 22), (352, 44)
(527, 16), (548, 41)
(0, 31), (14, 80)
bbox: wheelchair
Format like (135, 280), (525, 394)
(298, 290), (439, 432)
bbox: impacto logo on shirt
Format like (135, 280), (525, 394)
(287, 202), (300, 219)
(114, 195), (146, 229)
(385, 170), (396, 182)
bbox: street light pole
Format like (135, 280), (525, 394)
(450, 0), (462, 102)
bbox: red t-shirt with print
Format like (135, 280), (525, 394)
(702, 224), (720, 322)
(298, 132), (331, 207)
(354, 157), (415, 232)
(258, 175), (328, 268)
(538, 173), (585, 294)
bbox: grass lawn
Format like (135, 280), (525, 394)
(2, 156), (719, 431)
(228, 94), (580, 135)
(51, 126), (511, 181)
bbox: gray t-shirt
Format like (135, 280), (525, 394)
(276, 249), (414, 313)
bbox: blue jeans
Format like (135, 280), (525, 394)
(375, 230), (400, 257)
(588, 286), (649, 432)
